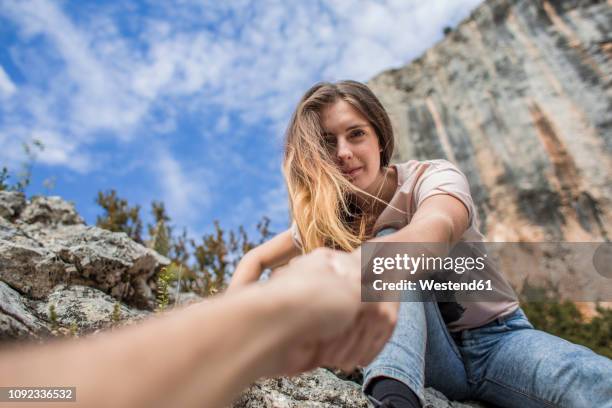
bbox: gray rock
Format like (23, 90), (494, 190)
(32, 284), (149, 334)
(0, 281), (150, 341)
(20, 195), (84, 226)
(233, 369), (486, 407)
(366, 0), (612, 305)
(368, 0), (612, 243)
(0, 281), (50, 341)
(0, 191), (170, 309)
(233, 368), (370, 408)
(0, 191), (26, 221)
(424, 388), (488, 408)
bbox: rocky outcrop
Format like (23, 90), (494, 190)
(0, 280), (51, 341)
(234, 368), (487, 408)
(0, 280), (148, 341)
(0, 191), (170, 340)
(0, 191), (170, 310)
(368, 0), (611, 244)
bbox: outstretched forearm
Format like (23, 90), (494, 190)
(227, 252), (264, 292)
(369, 194), (470, 249)
(0, 283), (301, 408)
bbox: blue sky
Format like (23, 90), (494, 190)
(0, 0), (482, 240)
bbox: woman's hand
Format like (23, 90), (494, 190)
(319, 301), (399, 373)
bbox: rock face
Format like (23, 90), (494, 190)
(368, 0), (611, 244)
(0, 191), (169, 340)
(0, 191), (170, 310)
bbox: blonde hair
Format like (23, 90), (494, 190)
(283, 80), (395, 253)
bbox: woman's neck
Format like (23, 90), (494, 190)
(354, 166), (397, 214)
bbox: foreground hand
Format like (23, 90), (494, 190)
(264, 247), (362, 376)
(317, 248), (399, 372)
(267, 248), (399, 376)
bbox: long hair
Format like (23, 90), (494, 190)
(283, 80), (395, 253)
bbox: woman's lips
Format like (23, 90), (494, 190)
(344, 167), (363, 177)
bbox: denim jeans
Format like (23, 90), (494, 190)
(363, 228), (612, 407)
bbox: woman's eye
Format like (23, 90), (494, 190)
(351, 130), (365, 138)
(324, 138), (336, 147)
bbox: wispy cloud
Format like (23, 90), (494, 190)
(1, 0), (147, 136)
(0, 65), (16, 97)
(152, 148), (213, 228)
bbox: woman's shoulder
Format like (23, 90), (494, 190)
(394, 158), (457, 171)
(393, 158), (460, 188)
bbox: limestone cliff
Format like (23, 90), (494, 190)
(369, 0), (611, 244)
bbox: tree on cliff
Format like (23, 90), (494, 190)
(95, 190), (143, 243)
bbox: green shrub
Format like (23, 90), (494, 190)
(520, 281), (612, 358)
(48, 304), (58, 331)
(156, 266), (172, 312)
(111, 302), (121, 324)
(95, 190), (143, 243)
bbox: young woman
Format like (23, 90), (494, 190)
(228, 80), (612, 408)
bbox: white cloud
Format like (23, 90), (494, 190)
(153, 149), (212, 226)
(0, 127), (92, 173)
(1, 0), (147, 136)
(30, 129), (93, 173)
(0, 66), (17, 97)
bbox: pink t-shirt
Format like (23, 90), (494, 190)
(291, 159), (519, 331)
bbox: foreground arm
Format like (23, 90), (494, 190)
(0, 249), (362, 408)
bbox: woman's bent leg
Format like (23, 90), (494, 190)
(461, 308), (612, 408)
(363, 299), (428, 405)
(363, 228), (470, 405)
(423, 300), (471, 401)
(363, 298), (472, 405)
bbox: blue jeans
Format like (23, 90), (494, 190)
(363, 229), (612, 407)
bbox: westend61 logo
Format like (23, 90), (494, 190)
(360, 242), (612, 303)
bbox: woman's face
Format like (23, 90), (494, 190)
(321, 99), (382, 193)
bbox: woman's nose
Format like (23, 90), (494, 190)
(336, 139), (353, 161)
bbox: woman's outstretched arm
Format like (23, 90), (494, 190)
(0, 248), (367, 408)
(227, 228), (301, 292)
(315, 194), (470, 369)
(373, 194), (470, 247)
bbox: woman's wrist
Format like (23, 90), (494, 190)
(229, 255), (263, 290)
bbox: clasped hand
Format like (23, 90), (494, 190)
(268, 247), (399, 376)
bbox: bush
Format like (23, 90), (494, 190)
(520, 281), (612, 358)
(95, 190), (143, 243)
